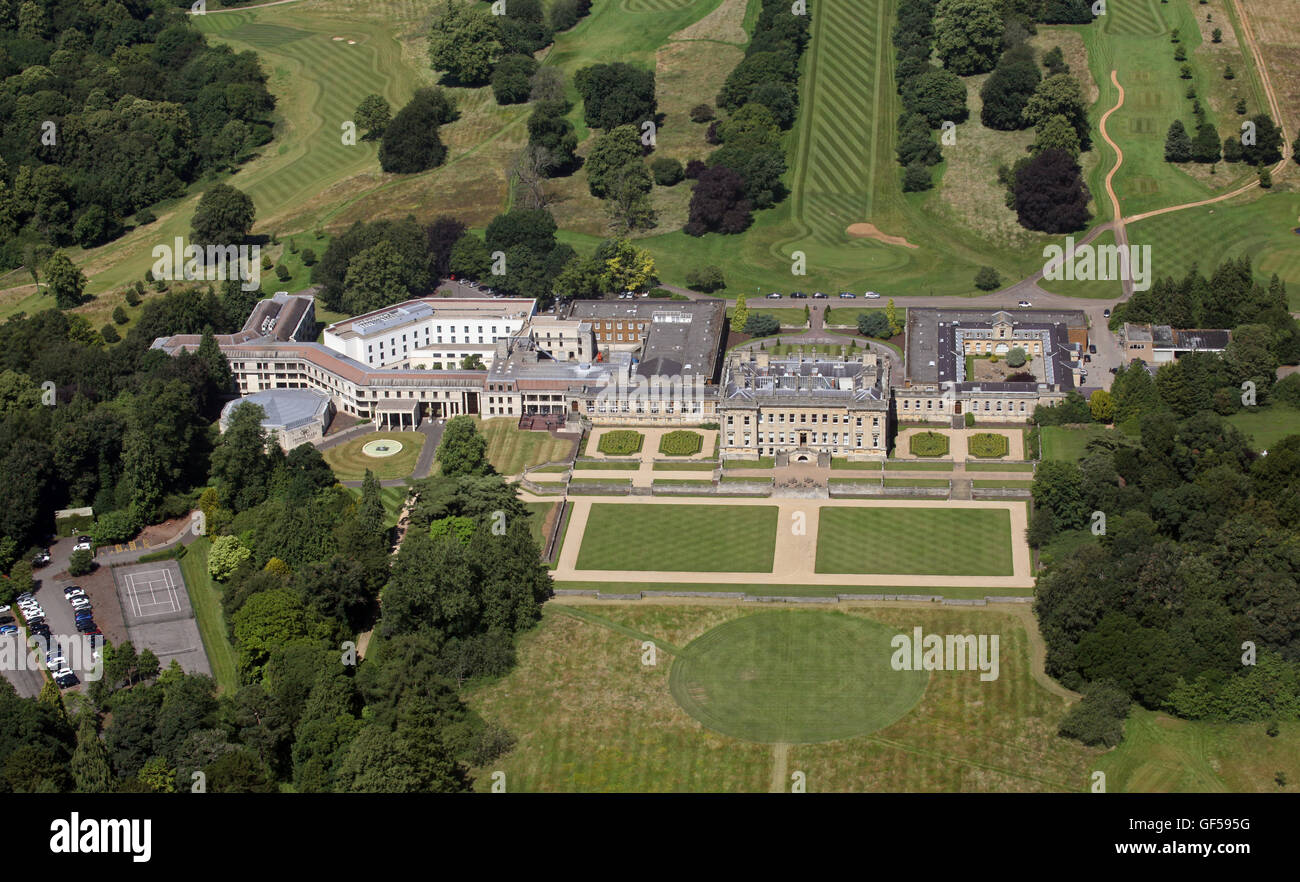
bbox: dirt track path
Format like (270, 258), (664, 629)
(1098, 70), (1127, 232)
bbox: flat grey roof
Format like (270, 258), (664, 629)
(906, 307), (1086, 386)
(220, 388), (331, 431)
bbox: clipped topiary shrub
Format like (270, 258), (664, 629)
(908, 431), (950, 457)
(596, 430), (644, 455)
(968, 432), (1010, 458)
(658, 430), (703, 456)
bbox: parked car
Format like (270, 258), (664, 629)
(70, 596), (91, 608)
(813, 292), (828, 299)
(1088, 344), (1097, 354)
(54, 670), (78, 689)
(32, 550), (50, 568)
(73, 536), (92, 552)
(0, 616), (12, 626)
(75, 620), (97, 633)
(74, 608), (94, 619)
(766, 292), (783, 299)
(1017, 300), (1032, 308)
(46, 653), (66, 669)
(1103, 308), (1111, 318)
(838, 292), (856, 299)
(0, 625), (17, 636)
(1109, 366), (1119, 374)
(863, 291), (881, 299)
(62, 586), (82, 597)
(1083, 354), (1091, 363)
(0, 605), (8, 613)
(65, 590), (86, 602)
(789, 291), (807, 299)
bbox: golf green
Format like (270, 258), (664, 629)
(669, 611), (929, 743)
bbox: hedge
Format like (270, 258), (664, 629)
(658, 430), (704, 456)
(596, 430), (644, 456)
(908, 431), (950, 457)
(968, 432), (1010, 458)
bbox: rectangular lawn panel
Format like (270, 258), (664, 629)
(576, 503), (778, 572)
(815, 507), (1013, 576)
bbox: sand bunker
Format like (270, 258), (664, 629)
(845, 223), (918, 249)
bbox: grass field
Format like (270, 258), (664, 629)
(322, 431), (424, 480)
(473, 418), (575, 475)
(466, 603), (1094, 791)
(344, 484), (407, 528)
(965, 461), (1035, 472)
(575, 503), (778, 572)
(177, 537), (239, 694)
(1039, 425), (1107, 462)
(551, 580), (1034, 598)
(669, 611), (929, 743)
(1226, 405), (1300, 451)
(815, 508), (1013, 576)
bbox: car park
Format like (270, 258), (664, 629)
(838, 292), (856, 299)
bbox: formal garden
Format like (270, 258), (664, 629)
(908, 431), (950, 458)
(596, 430), (644, 456)
(658, 430), (704, 456)
(967, 433), (1010, 459)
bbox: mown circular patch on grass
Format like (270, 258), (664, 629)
(669, 611), (928, 743)
(362, 439), (404, 458)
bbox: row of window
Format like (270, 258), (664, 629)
(727, 412), (879, 427)
(728, 434), (876, 448)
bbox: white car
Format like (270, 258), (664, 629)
(73, 537), (92, 552)
(863, 291), (881, 299)
(65, 589), (86, 602)
(0, 605), (9, 613)
(1017, 300), (1031, 308)
(70, 599), (91, 611)
(19, 603), (42, 615)
(46, 654), (66, 669)
(53, 667), (74, 679)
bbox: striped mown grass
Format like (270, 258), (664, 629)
(815, 507), (1013, 576)
(576, 503), (778, 571)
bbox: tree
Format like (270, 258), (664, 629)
(68, 548), (93, 576)
(600, 238), (657, 293)
(901, 69), (969, 127)
(44, 252), (86, 309)
(1192, 123), (1221, 163)
(974, 266), (1001, 290)
(1012, 148), (1090, 233)
(684, 165), (753, 236)
(448, 234), (491, 280)
(1032, 460), (1089, 531)
(485, 208), (558, 256)
(933, 0), (1003, 75)
(980, 58), (1041, 130)
(492, 54), (539, 105)
(651, 157), (684, 186)
(1024, 74), (1090, 149)
(342, 241), (416, 315)
(1089, 389), (1115, 423)
(1006, 347), (1027, 367)
(574, 62), (657, 131)
(209, 535), (253, 582)
(355, 94), (391, 139)
(191, 184), (255, 246)
(552, 255), (605, 300)
(604, 164), (657, 234)
(1241, 113), (1283, 166)
(211, 401), (274, 512)
(857, 311), (893, 338)
(731, 292), (749, 328)
(744, 314), (779, 337)
(379, 89), (452, 174)
(71, 718), (111, 793)
(685, 265), (726, 293)
(427, 1), (503, 85)
(357, 470), (386, 535)
(584, 126), (644, 198)
(886, 298), (902, 336)
(895, 113), (942, 167)
(1164, 119), (1193, 162)
(1042, 46), (1068, 76)
(1034, 114), (1081, 159)
(436, 416), (491, 477)
(901, 161), (934, 192)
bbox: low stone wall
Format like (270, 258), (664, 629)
(971, 487), (1033, 499)
(550, 590), (1034, 605)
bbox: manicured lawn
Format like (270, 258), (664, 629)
(967, 433), (1010, 458)
(883, 478), (950, 488)
(885, 460), (953, 471)
(652, 479), (714, 487)
(550, 581), (1033, 599)
(569, 477), (633, 486)
(576, 503), (778, 572)
(965, 461), (1034, 472)
(323, 431), (424, 481)
(474, 418), (574, 474)
(669, 611), (929, 743)
(1226, 406), (1300, 452)
(523, 501), (556, 550)
(831, 458), (882, 470)
(727, 307), (808, 327)
(571, 461), (641, 470)
(723, 457), (775, 469)
(177, 537), (239, 694)
(658, 430), (704, 456)
(815, 508), (1014, 576)
(596, 430), (644, 455)
(908, 431), (949, 457)
(653, 461), (716, 471)
(1039, 425), (1107, 462)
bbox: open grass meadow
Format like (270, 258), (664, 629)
(1226, 404), (1300, 451)
(322, 430), (424, 480)
(177, 537), (240, 694)
(1039, 424), (1108, 462)
(575, 503), (778, 572)
(473, 418), (575, 475)
(815, 507), (1013, 576)
(465, 603), (1099, 791)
